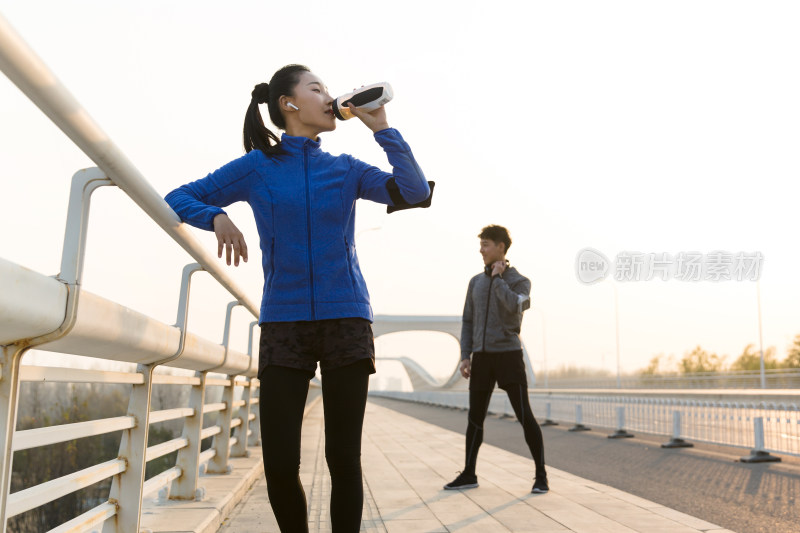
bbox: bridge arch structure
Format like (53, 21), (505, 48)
(372, 314), (536, 390)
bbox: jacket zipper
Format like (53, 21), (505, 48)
(344, 237), (358, 297)
(481, 276), (495, 352)
(304, 145), (315, 319)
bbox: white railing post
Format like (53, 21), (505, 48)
(206, 376), (234, 475)
(104, 364), (156, 533)
(230, 378), (252, 458)
(165, 264), (209, 500)
(740, 417), (781, 463)
(206, 301), (243, 474)
(541, 401), (558, 426)
(170, 371), (207, 500)
(245, 322), (261, 447)
(608, 406), (634, 439)
(0, 345), (26, 533)
(569, 404), (590, 432)
(248, 379), (262, 447)
(57, 168), (114, 286)
(661, 410), (693, 448)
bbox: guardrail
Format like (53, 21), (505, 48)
(372, 389), (800, 461)
(0, 12), (264, 533)
(541, 369), (800, 390)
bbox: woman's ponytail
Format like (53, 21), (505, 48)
(242, 64), (310, 155)
(243, 83), (280, 154)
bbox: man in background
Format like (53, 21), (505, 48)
(443, 224), (548, 494)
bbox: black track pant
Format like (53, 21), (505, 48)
(259, 360), (370, 532)
(463, 384), (546, 478)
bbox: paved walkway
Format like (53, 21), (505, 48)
(221, 399), (734, 533)
(140, 398), (735, 532)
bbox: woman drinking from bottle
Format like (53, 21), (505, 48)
(164, 64), (430, 532)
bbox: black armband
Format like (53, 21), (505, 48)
(385, 178), (436, 214)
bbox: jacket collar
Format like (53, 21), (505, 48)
(484, 260), (511, 277)
(280, 133), (322, 155)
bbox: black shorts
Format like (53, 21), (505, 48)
(258, 318), (376, 379)
(469, 350), (527, 391)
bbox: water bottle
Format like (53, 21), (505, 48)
(332, 82), (393, 120)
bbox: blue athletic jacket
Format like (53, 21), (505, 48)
(164, 128), (430, 323)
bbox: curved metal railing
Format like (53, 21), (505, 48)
(0, 12), (263, 533)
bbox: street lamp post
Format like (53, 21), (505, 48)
(532, 307), (548, 389)
(613, 283), (621, 389)
(604, 279), (621, 389)
(757, 280), (766, 389)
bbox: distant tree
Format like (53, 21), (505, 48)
(782, 335), (800, 369)
(679, 346), (726, 374)
(547, 364), (612, 380)
(640, 354), (678, 375)
(641, 355), (661, 376)
(730, 343), (779, 371)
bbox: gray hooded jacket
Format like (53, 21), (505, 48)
(460, 266), (531, 360)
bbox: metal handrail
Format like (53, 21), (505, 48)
(0, 11), (264, 532)
(0, 12), (258, 318)
(541, 369), (800, 390)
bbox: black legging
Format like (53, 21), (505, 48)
(259, 360), (370, 532)
(463, 384), (546, 478)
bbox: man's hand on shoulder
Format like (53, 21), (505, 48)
(491, 260), (507, 277)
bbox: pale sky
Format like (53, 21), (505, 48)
(2, 1), (799, 384)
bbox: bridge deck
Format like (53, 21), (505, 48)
(141, 399), (734, 533)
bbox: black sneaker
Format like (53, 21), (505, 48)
(531, 477), (549, 494)
(443, 472), (478, 490)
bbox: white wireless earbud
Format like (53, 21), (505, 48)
(287, 103), (299, 110)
